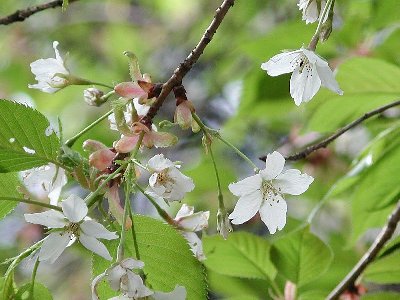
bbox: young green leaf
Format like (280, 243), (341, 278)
(270, 226), (333, 287)
(364, 251), (400, 284)
(0, 100), (60, 172)
(15, 282), (53, 300)
(203, 232), (277, 281)
(0, 172), (22, 220)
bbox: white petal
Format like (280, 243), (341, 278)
(290, 63), (321, 105)
(259, 194), (287, 234)
(228, 174), (262, 197)
(274, 169), (314, 195)
(180, 232), (206, 261)
(177, 211), (210, 232)
(39, 232), (71, 263)
(24, 210), (66, 228)
(125, 270), (154, 298)
(316, 64), (343, 95)
(80, 220), (119, 240)
(175, 204), (194, 219)
(61, 195), (88, 223)
(148, 154), (174, 172)
(228, 190), (263, 225)
(121, 258), (145, 270)
(91, 272), (106, 300)
(261, 50), (302, 76)
(80, 233), (113, 260)
(260, 151), (285, 180)
(107, 264), (126, 291)
(153, 285), (187, 300)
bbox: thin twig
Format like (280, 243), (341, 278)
(140, 0), (235, 126)
(327, 200), (400, 300)
(0, 0), (78, 26)
(260, 99), (400, 162)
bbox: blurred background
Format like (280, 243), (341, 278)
(0, 0), (399, 299)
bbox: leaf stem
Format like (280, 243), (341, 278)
(308, 0), (334, 50)
(0, 197), (62, 211)
(65, 109), (113, 147)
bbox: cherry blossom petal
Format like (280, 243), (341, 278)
(290, 63), (321, 105)
(149, 131), (178, 148)
(148, 154), (175, 172)
(89, 148), (115, 171)
(260, 151), (285, 180)
(81, 220), (118, 240)
(61, 195), (88, 223)
(125, 270), (154, 298)
(298, 0), (319, 24)
(180, 231), (206, 261)
(316, 64), (343, 95)
(177, 211), (210, 232)
(261, 50), (302, 76)
(274, 169), (314, 195)
(39, 232), (71, 263)
(175, 203), (194, 219)
(24, 210), (66, 228)
(121, 258), (145, 270)
(259, 194), (287, 234)
(153, 285), (187, 300)
(107, 264), (126, 291)
(228, 174), (262, 197)
(114, 82), (147, 99)
(79, 233), (113, 260)
(228, 190), (263, 225)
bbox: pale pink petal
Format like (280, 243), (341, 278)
(181, 231), (206, 261)
(174, 102), (192, 130)
(316, 64), (343, 95)
(149, 132), (178, 148)
(39, 232), (71, 263)
(121, 258), (145, 270)
(228, 190), (263, 224)
(61, 195), (88, 223)
(79, 233), (113, 260)
(175, 204), (194, 219)
(178, 211), (209, 232)
(114, 82), (147, 99)
(274, 169), (314, 195)
(261, 50), (302, 76)
(115, 135), (139, 153)
(148, 154), (175, 172)
(89, 148), (115, 171)
(228, 174), (262, 197)
(125, 271), (154, 298)
(81, 220), (118, 240)
(259, 194), (287, 234)
(24, 210), (66, 228)
(260, 151), (285, 180)
(107, 264), (126, 291)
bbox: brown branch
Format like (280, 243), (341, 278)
(0, 0), (78, 26)
(260, 99), (400, 162)
(327, 200), (400, 300)
(140, 0), (235, 127)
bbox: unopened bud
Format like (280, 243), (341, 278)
(82, 139), (107, 153)
(84, 88), (105, 106)
(217, 209), (232, 239)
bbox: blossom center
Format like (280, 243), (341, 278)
(66, 222), (80, 237)
(293, 54), (311, 74)
(261, 181), (282, 205)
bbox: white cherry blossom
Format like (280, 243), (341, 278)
(29, 41), (70, 93)
(21, 163), (67, 205)
(261, 47), (343, 106)
(25, 195), (118, 263)
(228, 151), (313, 234)
(175, 204), (209, 261)
(146, 154), (195, 202)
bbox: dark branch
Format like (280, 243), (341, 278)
(140, 0), (235, 126)
(260, 99), (400, 162)
(0, 0), (78, 26)
(327, 200), (400, 300)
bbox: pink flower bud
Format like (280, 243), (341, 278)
(114, 82), (147, 99)
(83, 139), (107, 153)
(89, 148), (115, 171)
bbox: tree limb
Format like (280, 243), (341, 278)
(0, 0), (78, 26)
(140, 0), (235, 127)
(259, 99), (400, 162)
(326, 200), (400, 300)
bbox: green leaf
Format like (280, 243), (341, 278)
(364, 251), (400, 284)
(0, 100), (60, 172)
(307, 58), (400, 132)
(93, 215), (206, 300)
(15, 282), (52, 300)
(361, 292), (400, 300)
(270, 226), (333, 287)
(203, 232), (276, 281)
(0, 172), (21, 220)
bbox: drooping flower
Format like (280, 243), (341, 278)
(174, 204), (209, 261)
(216, 208), (233, 240)
(228, 151), (313, 234)
(84, 139), (116, 172)
(146, 154), (195, 202)
(28, 41), (70, 93)
(298, 0), (324, 24)
(174, 100), (200, 133)
(21, 163), (67, 205)
(24, 195), (118, 263)
(261, 47), (343, 105)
